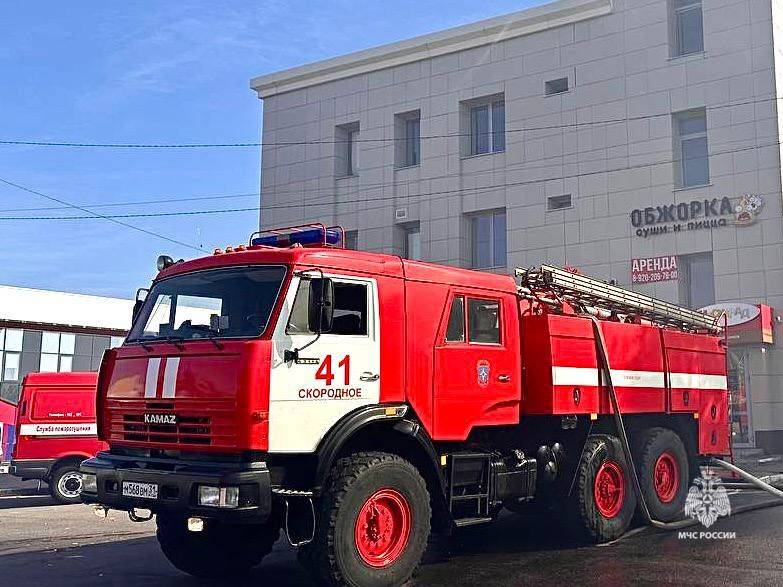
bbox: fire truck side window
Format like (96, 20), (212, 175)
(445, 296), (465, 342)
(467, 299), (501, 344)
(287, 279), (368, 336)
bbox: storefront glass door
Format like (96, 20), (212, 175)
(728, 349), (754, 446)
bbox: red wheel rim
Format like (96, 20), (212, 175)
(594, 460), (625, 518)
(653, 452), (680, 503)
(354, 488), (412, 568)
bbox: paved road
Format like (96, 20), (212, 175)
(1, 493), (782, 586)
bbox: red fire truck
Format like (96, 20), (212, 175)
(81, 225), (729, 586)
(11, 372), (107, 503)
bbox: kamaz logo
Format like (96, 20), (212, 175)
(143, 413), (177, 425)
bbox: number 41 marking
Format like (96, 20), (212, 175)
(315, 355), (350, 386)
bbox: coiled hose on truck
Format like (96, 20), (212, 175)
(589, 317), (783, 532)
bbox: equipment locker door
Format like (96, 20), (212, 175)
(269, 273), (381, 453)
(432, 292), (519, 440)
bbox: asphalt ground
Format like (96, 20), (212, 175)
(1, 488), (782, 586)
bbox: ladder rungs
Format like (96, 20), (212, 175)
(516, 265), (721, 333)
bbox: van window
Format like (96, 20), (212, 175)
(468, 299), (501, 344)
(287, 280), (369, 336)
(445, 297), (465, 342)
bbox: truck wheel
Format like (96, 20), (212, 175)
(569, 434), (637, 543)
(299, 452), (431, 587)
(156, 514), (279, 579)
(636, 427), (689, 522)
(50, 464), (84, 504)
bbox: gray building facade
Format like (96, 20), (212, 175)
(252, 0), (783, 451)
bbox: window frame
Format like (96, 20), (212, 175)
(463, 96), (505, 157)
(335, 121), (360, 178)
(39, 331), (76, 373)
(674, 109), (709, 188)
(442, 294), (503, 347)
(547, 194), (573, 211)
(344, 229), (359, 250)
(545, 77), (569, 96)
(673, 0), (704, 57)
(394, 111), (422, 168)
(1, 327), (22, 382)
(285, 275), (373, 339)
(679, 252), (715, 309)
(470, 209), (507, 269)
(404, 224), (421, 260)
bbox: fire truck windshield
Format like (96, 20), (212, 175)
(127, 266), (287, 342)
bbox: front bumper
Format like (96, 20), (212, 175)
(80, 451), (272, 522)
(10, 458), (54, 480)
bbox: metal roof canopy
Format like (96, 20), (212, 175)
(516, 265), (721, 333)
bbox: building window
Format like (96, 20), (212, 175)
(0, 329), (23, 381)
(545, 77), (569, 95)
(674, 109), (709, 188)
(110, 336), (125, 348)
(40, 332), (75, 373)
(462, 96), (505, 156)
(671, 0), (704, 57)
(470, 210), (507, 269)
(335, 121), (359, 177)
(547, 194), (573, 211)
(679, 253), (714, 309)
(402, 223), (421, 260)
(395, 111), (420, 168)
(344, 229), (358, 250)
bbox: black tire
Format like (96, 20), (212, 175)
(49, 464), (83, 504)
(156, 513), (279, 579)
(636, 427), (690, 522)
(568, 434), (637, 543)
(298, 452), (431, 587)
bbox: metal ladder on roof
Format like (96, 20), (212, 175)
(515, 264), (722, 334)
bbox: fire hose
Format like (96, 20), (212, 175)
(589, 317), (783, 532)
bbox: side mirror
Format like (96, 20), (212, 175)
(132, 288), (149, 323)
(307, 278), (334, 333)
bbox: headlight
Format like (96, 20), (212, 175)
(197, 485), (239, 508)
(82, 473), (98, 493)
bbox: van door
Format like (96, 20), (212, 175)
(433, 292), (520, 440)
(269, 273), (381, 453)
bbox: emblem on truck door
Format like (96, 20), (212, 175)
(477, 360), (490, 388)
(143, 413), (177, 426)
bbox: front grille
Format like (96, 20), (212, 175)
(122, 413), (211, 445)
(107, 399), (237, 448)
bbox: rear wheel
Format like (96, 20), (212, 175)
(298, 452), (431, 587)
(636, 427), (689, 522)
(568, 434), (637, 542)
(49, 464), (83, 504)
(156, 514), (279, 579)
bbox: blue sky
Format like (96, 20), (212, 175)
(0, 1), (540, 298)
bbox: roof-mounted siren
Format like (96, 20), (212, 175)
(249, 223), (346, 249)
(516, 264), (722, 334)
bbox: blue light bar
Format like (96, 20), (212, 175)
(251, 226), (343, 248)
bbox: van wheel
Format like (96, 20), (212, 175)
(636, 428), (690, 522)
(298, 452), (431, 587)
(156, 514), (279, 579)
(50, 464), (84, 504)
(568, 434), (637, 543)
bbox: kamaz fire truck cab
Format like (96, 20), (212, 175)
(81, 224), (729, 587)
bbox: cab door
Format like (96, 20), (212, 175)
(269, 273), (381, 453)
(432, 292), (520, 440)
